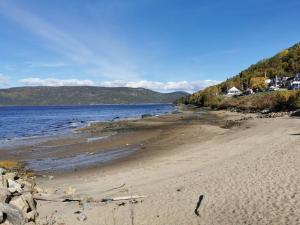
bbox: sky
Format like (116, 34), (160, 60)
(0, 0), (299, 93)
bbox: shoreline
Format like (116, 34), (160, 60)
(2, 107), (299, 224)
(0, 103), (176, 150)
(32, 108), (300, 225)
(0, 107), (241, 174)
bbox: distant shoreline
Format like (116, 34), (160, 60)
(0, 86), (189, 106)
(0, 102), (175, 107)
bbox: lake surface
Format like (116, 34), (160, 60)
(0, 104), (174, 144)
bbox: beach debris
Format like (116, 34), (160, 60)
(117, 202), (126, 206)
(112, 116), (120, 121)
(222, 120), (241, 129)
(40, 210), (57, 225)
(0, 168), (38, 225)
(76, 213), (87, 222)
(129, 199), (140, 204)
(194, 195), (204, 217)
(65, 186), (76, 196)
(101, 195), (147, 202)
(33, 193), (81, 203)
(74, 210), (87, 222)
(45, 188), (57, 195)
(33, 186), (44, 194)
(141, 114), (152, 119)
(0, 169), (6, 176)
(35, 193), (146, 204)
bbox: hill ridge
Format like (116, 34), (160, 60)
(0, 86), (189, 106)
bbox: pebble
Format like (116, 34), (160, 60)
(0, 168), (6, 175)
(77, 213), (87, 221)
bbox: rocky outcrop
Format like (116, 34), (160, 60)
(0, 168), (37, 225)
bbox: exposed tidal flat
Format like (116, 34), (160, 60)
(1, 106), (300, 225)
(0, 104), (174, 143)
(0, 104), (175, 171)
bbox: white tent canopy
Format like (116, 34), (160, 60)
(227, 86), (241, 95)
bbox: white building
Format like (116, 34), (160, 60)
(227, 87), (242, 96)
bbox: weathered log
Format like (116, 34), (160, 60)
(33, 193), (80, 203)
(101, 195), (147, 202)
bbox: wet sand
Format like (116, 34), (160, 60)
(0, 107), (231, 173)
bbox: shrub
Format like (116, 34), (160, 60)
(212, 90), (300, 112)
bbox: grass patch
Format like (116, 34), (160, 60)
(217, 90), (300, 112)
(180, 90), (300, 112)
(0, 160), (24, 170)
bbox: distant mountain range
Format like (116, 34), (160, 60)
(0, 86), (189, 106)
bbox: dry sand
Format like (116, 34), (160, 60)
(31, 110), (300, 225)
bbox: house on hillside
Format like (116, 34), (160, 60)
(288, 73), (300, 90)
(269, 76), (290, 88)
(227, 87), (242, 96)
(245, 88), (254, 95)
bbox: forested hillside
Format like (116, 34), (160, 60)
(0, 86), (189, 106)
(178, 43), (300, 109)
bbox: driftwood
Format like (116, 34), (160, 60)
(33, 193), (81, 203)
(101, 195), (147, 202)
(34, 193), (146, 203)
(0, 203), (25, 225)
(194, 195), (204, 216)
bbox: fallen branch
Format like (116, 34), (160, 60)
(194, 195), (204, 216)
(34, 193), (146, 204)
(101, 195), (147, 202)
(33, 193), (81, 203)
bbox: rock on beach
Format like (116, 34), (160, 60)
(0, 168), (38, 225)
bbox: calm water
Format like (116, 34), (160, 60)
(0, 104), (174, 143)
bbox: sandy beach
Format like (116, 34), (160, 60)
(9, 108), (296, 225)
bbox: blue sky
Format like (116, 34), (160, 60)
(0, 0), (299, 92)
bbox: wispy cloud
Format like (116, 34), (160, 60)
(25, 62), (73, 68)
(19, 77), (95, 86)
(0, 1), (140, 80)
(101, 80), (220, 93)
(0, 74), (10, 86)
(18, 77), (219, 92)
